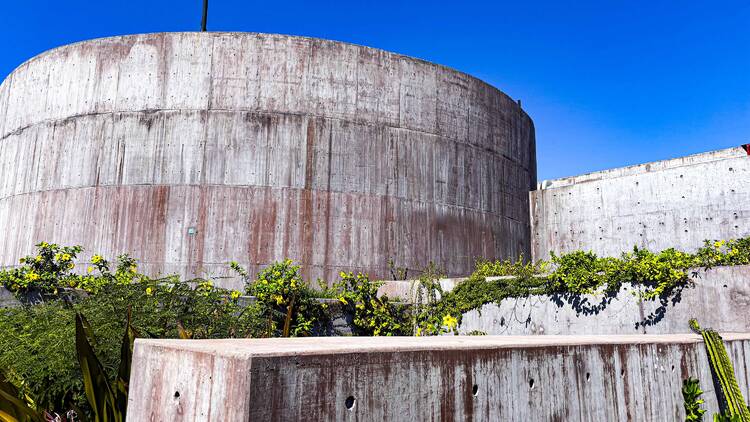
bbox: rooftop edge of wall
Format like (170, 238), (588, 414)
(536, 145), (749, 190)
(0, 31), (531, 123)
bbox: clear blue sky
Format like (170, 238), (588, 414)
(2, 1), (748, 180)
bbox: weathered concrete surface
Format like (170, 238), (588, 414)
(127, 334), (750, 421)
(0, 32), (536, 287)
(530, 146), (750, 261)
(0, 286), (20, 308)
(378, 265), (750, 335)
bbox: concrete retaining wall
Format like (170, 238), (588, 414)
(530, 146), (750, 261)
(0, 32), (536, 287)
(127, 334), (750, 421)
(379, 265), (750, 335)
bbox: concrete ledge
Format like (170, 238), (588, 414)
(379, 265), (750, 335)
(127, 334), (750, 420)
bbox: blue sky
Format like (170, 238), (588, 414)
(2, 0), (748, 180)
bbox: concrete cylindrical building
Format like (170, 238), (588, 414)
(0, 32), (536, 286)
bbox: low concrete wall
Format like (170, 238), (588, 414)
(530, 146), (750, 261)
(379, 265), (750, 335)
(127, 334), (750, 421)
(0, 286), (19, 308)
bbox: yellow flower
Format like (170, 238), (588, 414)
(339, 271), (347, 278)
(26, 271), (40, 281)
(146, 287), (154, 296)
(68, 263), (74, 270)
(87, 266), (94, 274)
(54, 253), (61, 261)
(130, 265), (137, 273)
(91, 255), (103, 264)
(61, 253), (71, 262)
(35, 255), (42, 262)
(442, 314), (458, 329)
(274, 295), (284, 305)
(230, 290), (241, 300)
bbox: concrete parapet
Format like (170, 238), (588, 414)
(126, 334), (750, 420)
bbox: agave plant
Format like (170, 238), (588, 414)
(75, 307), (136, 422)
(0, 372), (43, 422)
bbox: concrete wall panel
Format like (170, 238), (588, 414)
(127, 335), (750, 420)
(0, 32), (536, 283)
(531, 147), (750, 260)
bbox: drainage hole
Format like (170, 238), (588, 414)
(345, 396), (356, 410)
(174, 391), (180, 399)
(472, 384), (478, 396)
(529, 379), (535, 390)
(586, 372), (590, 382)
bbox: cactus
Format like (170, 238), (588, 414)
(690, 319), (750, 421)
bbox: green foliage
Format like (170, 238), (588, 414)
(418, 257), (549, 332)
(0, 253), (265, 416)
(75, 309), (135, 422)
(690, 319), (750, 422)
(695, 239), (750, 269)
(409, 262), (446, 336)
(714, 413), (745, 422)
(0, 371), (43, 422)
(0, 243), (83, 297)
(418, 237), (750, 333)
(0, 242), (151, 300)
(329, 272), (408, 336)
(243, 260), (322, 337)
(683, 377), (707, 421)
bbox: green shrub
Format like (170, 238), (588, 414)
(242, 260), (323, 337)
(329, 272), (408, 336)
(683, 377), (707, 421)
(0, 247), (267, 415)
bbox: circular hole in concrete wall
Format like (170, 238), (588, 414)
(345, 396), (356, 411)
(529, 379), (535, 390)
(472, 384), (479, 396)
(671, 365), (675, 372)
(620, 369), (625, 378)
(174, 391), (180, 399)
(586, 372), (590, 382)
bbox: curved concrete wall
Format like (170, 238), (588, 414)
(0, 32), (536, 285)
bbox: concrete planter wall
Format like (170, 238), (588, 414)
(378, 264), (750, 335)
(127, 334), (750, 420)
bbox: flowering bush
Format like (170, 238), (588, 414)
(1, 242), (82, 296)
(330, 272), (408, 336)
(694, 238), (750, 269)
(242, 260), (322, 337)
